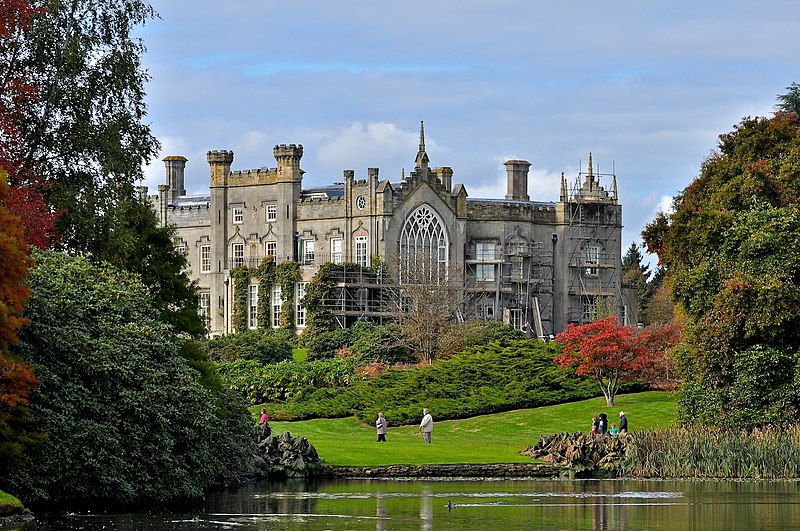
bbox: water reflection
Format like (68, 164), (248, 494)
(27, 478), (800, 530)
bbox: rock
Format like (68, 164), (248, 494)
(253, 431), (323, 479)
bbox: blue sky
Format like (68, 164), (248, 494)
(137, 1), (800, 267)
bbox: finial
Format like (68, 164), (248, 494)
(402, 168), (405, 179)
(560, 172), (567, 201)
(415, 120), (430, 168)
(612, 174), (618, 201)
(588, 152), (593, 176)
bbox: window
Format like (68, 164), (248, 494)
(510, 256), (523, 280)
(232, 243), (244, 268)
(296, 282), (308, 327)
(475, 242), (494, 261)
(476, 263), (495, 281)
(331, 238), (343, 264)
(176, 241), (187, 256)
(480, 300), (495, 320)
(233, 207), (243, 224)
(356, 196), (366, 210)
(266, 204), (277, 222)
(585, 246), (599, 276)
(303, 240), (315, 265)
(510, 309), (524, 330)
(399, 205), (449, 283)
(199, 291), (211, 329)
(248, 284), (258, 329)
(582, 296), (597, 322)
(355, 235), (369, 267)
(272, 285), (282, 328)
(200, 245), (211, 273)
(264, 241), (276, 259)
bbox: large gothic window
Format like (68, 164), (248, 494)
(399, 205), (449, 283)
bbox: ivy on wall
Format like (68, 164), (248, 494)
(302, 262), (367, 345)
(229, 259), (300, 334)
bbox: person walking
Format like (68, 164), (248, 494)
(619, 411), (628, 433)
(376, 412), (388, 442)
(419, 408), (433, 444)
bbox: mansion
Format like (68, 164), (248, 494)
(145, 123), (636, 337)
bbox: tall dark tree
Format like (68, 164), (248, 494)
(622, 242), (650, 322)
(776, 82), (800, 115)
(16, 0), (160, 254)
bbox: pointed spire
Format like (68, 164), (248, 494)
(612, 174), (618, 202)
(415, 120), (429, 168)
(588, 152), (593, 176)
(560, 172), (568, 201)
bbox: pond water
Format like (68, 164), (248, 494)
(26, 478), (800, 530)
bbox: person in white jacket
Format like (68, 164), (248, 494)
(419, 408), (433, 444)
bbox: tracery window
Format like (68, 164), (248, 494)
(399, 205), (449, 284)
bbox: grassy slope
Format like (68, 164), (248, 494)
(265, 391), (677, 466)
(0, 489), (25, 516)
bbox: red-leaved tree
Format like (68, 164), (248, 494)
(0, 0), (59, 249)
(554, 316), (647, 407)
(634, 322), (682, 389)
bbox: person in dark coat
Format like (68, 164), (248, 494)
(619, 411), (628, 433)
(597, 413), (608, 436)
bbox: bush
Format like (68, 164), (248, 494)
(266, 339), (625, 425)
(203, 329), (294, 365)
(2, 252), (254, 504)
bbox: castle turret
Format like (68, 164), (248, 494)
(504, 160), (531, 201)
(208, 150), (234, 186)
(274, 144), (304, 183)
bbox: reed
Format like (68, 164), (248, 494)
(623, 425), (800, 479)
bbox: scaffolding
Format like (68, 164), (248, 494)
(565, 165), (622, 325)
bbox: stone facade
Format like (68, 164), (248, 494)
(145, 123), (637, 336)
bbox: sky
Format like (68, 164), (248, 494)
(136, 1), (800, 268)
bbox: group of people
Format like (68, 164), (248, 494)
(374, 408), (434, 443)
(590, 411), (628, 436)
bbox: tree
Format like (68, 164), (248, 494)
(554, 316), (647, 407)
(13, 0), (159, 255)
(0, 169), (42, 473)
(642, 112), (800, 426)
(622, 242), (651, 323)
(776, 82), (800, 115)
(3, 252), (253, 503)
(98, 196), (204, 336)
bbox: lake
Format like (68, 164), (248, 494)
(26, 478), (800, 530)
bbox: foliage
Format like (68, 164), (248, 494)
(776, 82), (800, 115)
(0, 170), (42, 472)
(676, 345), (800, 428)
(302, 262), (365, 344)
(268, 391), (675, 467)
(642, 268), (674, 325)
(101, 197), (203, 336)
(623, 425), (800, 479)
(218, 357), (364, 404)
(11, 0), (160, 255)
(633, 322), (682, 388)
(2, 252), (254, 503)
(248, 339), (646, 425)
(231, 266), (249, 333)
(277, 261), (300, 330)
(621, 242), (651, 322)
(642, 112), (800, 425)
(203, 329), (294, 365)
(554, 316), (648, 407)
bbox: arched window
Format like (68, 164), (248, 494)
(399, 205), (449, 283)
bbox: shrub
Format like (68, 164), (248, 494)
(3, 252), (254, 504)
(203, 329), (294, 365)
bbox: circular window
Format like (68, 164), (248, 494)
(356, 196), (366, 210)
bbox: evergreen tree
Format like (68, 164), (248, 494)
(776, 82), (800, 115)
(622, 242), (650, 322)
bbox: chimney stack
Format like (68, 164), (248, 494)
(504, 160), (531, 201)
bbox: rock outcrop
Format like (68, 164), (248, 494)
(253, 431), (323, 479)
(521, 432), (629, 476)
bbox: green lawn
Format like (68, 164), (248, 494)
(266, 391), (677, 466)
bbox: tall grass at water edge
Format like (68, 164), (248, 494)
(624, 425), (800, 479)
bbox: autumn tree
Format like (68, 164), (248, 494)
(642, 112), (800, 426)
(554, 316), (647, 407)
(0, 169), (42, 472)
(0, 0), (59, 248)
